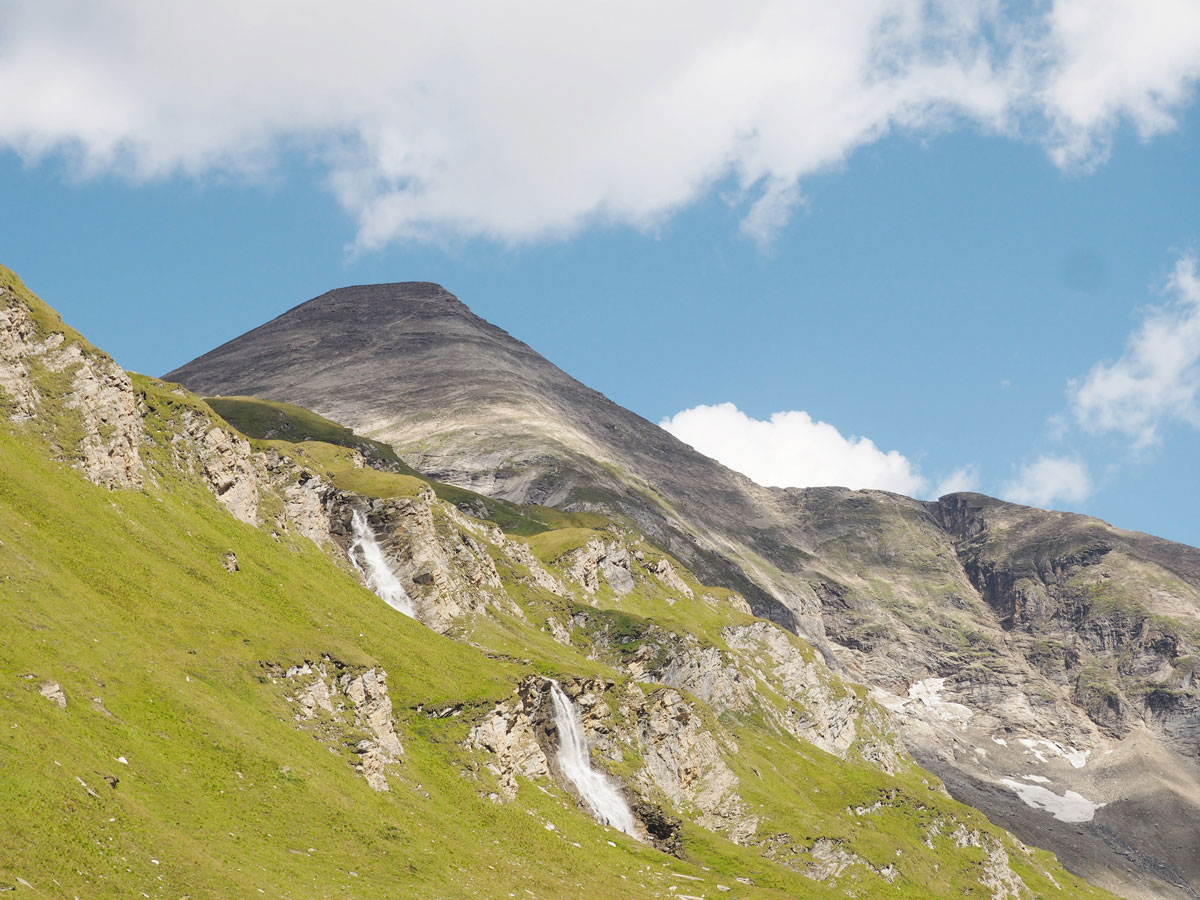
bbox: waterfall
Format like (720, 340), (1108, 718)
(549, 682), (639, 838)
(348, 508), (415, 618)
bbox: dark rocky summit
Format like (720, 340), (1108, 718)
(168, 282), (1200, 900)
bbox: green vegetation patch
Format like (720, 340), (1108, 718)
(206, 395), (411, 469)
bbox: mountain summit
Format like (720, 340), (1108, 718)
(167, 282), (800, 621)
(167, 281), (1200, 900)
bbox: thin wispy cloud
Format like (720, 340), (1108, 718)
(1070, 255), (1200, 448)
(0, 2), (1198, 248)
(997, 252), (1200, 509)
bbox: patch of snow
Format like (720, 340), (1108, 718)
(873, 677), (974, 729)
(1021, 774), (1051, 784)
(1018, 738), (1090, 768)
(992, 737), (1008, 746)
(1000, 779), (1105, 823)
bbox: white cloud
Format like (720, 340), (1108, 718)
(0, 1), (1197, 247)
(1070, 255), (1200, 447)
(1043, 0), (1200, 166)
(932, 465), (981, 498)
(659, 402), (926, 495)
(1001, 456), (1092, 508)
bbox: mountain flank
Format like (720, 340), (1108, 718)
(3, 263), (1119, 897)
(169, 281), (1200, 900)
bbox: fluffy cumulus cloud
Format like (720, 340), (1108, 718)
(659, 402), (926, 495)
(0, 1), (1198, 247)
(1070, 255), (1200, 447)
(1002, 456), (1092, 508)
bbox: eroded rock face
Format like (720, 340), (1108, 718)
(632, 686), (756, 843)
(563, 537), (635, 596)
(981, 839), (1032, 900)
(279, 659), (403, 792)
(798, 838), (895, 884)
(647, 638), (754, 716)
(279, 471), (334, 547)
(66, 346), (143, 489)
(0, 293), (142, 488)
(0, 299), (40, 419)
(726, 622), (898, 773)
(197, 423), (261, 525)
(170, 410), (262, 524)
(330, 488), (514, 633)
(502, 537), (565, 596)
(466, 676), (754, 847)
(466, 679), (552, 800)
(646, 557), (694, 599)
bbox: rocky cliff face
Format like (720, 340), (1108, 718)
(1, 278), (142, 489)
(274, 658), (405, 792)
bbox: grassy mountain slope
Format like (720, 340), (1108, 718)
(1, 266), (1114, 898)
(163, 280), (1200, 900)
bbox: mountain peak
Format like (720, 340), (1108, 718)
(273, 281), (473, 323)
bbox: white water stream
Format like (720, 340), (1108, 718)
(349, 508), (415, 618)
(549, 682), (639, 838)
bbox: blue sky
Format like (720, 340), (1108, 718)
(3, 2), (1200, 546)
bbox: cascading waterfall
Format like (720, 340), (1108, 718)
(549, 681), (639, 838)
(348, 508), (415, 618)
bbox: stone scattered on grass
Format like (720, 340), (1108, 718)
(38, 680), (66, 708)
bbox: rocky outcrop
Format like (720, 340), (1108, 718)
(169, 409), (263, 524)
(277, 659), (403, 792)
(0, 291), (142, 488)
(65, 345), (143, 489)
(279, 471), (335, 547)
(796, 837), (896, 884)
(0, 298), (40, 419)
(466, 680), (552, 799)
(645, 557), (694, 600)
(981, 839), (1033, 900)
(503, 537), (565, 595)
(632, 686), (756, 843)
(466, 676), (755, 845)
(38, 681), (66, 708)
(649, 638), (753, 714)
(563, 537), (635, 596)
(725, 622), (898, 773)
(330, 488), (515, 633)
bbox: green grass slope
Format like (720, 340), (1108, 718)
(0, 405), (722, 899)
(0, 265), (1118, 899)
(207, 395), (410, 470)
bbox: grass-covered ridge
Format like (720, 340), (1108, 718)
(206, 394), (617, 538)
(0, 391), (724, 899)
(207, 395), (411, 469)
